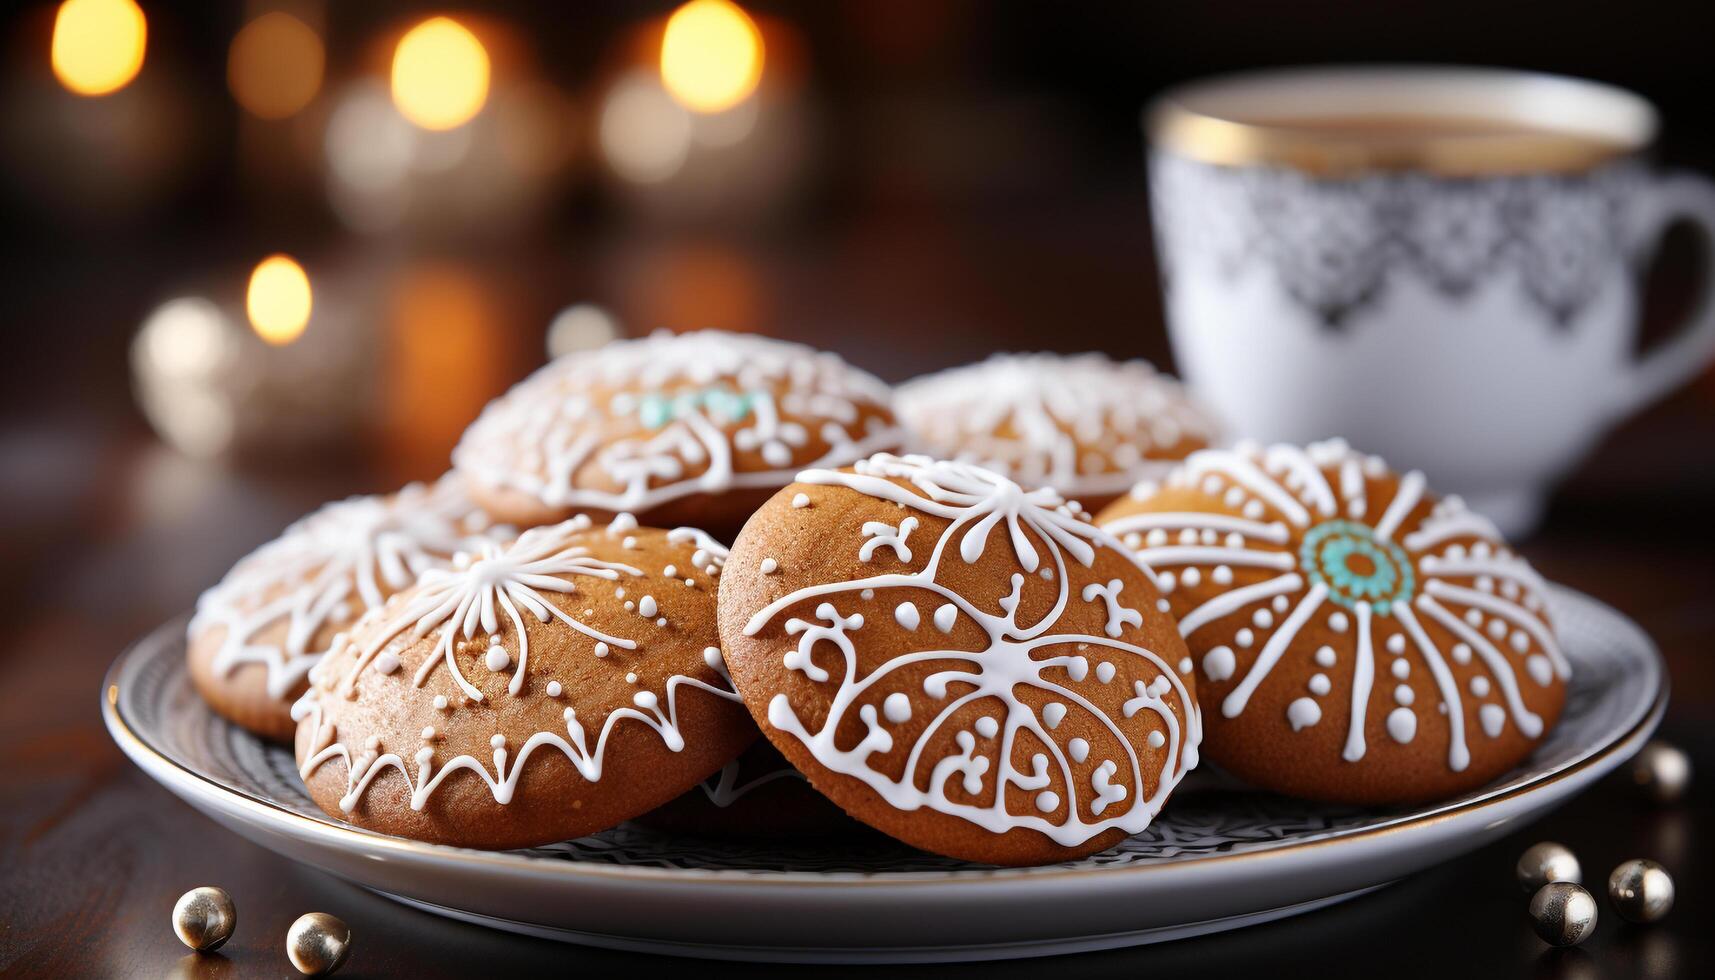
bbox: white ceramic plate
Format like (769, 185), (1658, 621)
(104, 585), (1664, 963)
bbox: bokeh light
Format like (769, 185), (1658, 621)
(660, 0), (764, 114)
(600, 70), (692, 184)
(228, 12), (324, 120)
(246, 255), (313, 345)
(547, 304), (620, 359)
(390, 17), (490, 131)
(51, 0), (147, 97)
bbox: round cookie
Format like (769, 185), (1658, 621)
(291, 516), (756, 849)
(895, 352), (1220, 511)
(1097, 439), (1570, 805)
(719, 453), (1201, 866)
(632, 740), (867, 839)
(452, 329), (904, 537)
(188, 478), (500, 741)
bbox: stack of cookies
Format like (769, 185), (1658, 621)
(187, 330), (1568, 866)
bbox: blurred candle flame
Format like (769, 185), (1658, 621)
(391, 17), (490, 131)
(246, 255), (313, 345)
(51, 0), (147, 97)
(228, 11), (324, 120)
(660, 0), (763, 114)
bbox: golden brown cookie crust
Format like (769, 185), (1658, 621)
(896, 352), (1220, 511)
(1098, 440), (1568, 805)
(293, 518), (755, 849)
(453, 330), (903, 533)
(719, 454), (1200, 866)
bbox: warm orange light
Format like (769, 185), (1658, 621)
(228, 12), (324, 120)
(660, 0), (763, 114)
(51, 0), (147, 97)
(391, 17), (490, 131)
(246, 255), (313, 345)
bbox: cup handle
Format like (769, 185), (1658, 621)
(1612, 171), (1715, 419)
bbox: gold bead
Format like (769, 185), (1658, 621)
(1516, 841), (1581, 893)
(1631, 741), (1691, 805)
(1608, 859), (1675, 923)
(286, 912), (351, 976)
(1529, 881), (1598, 947)
(171, 886), (236, 952)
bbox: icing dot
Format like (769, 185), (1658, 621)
(1308, 673), (1331, 695)
(1394, 684), (1415, 706)
(1315, 645), (1337, 668)
(625, 672), (638, 684)
(791, 493), (811, 509)
(490, 734), (506, 750)
(1386, 708), (1417, 744)
(1181, 567), (1202, 588)
(883, 693), (912, 723)
(974, 716), (1000, 739)
(546, 681), (563, 697)
(1096, 661), (1116, 684)
(594, 642), (610, 658)
(861, 589), (875, 600)
(1526, 655), (1554, 686)
(1391, 659), (1410, 679)
(1480, 703), (1506, 737)
(1469, 675), (1491, 697)
(1147, 730), (1166, 749)
(655, 617), (667, 627)
(685, 578), (696, 587)
(703, 647), (723, 669)
(1068, 737), (1090, 763)
(1451, 643), (1472, 665)
(623, 536), (638, 549)
(485, 646), (511, 671)
(1486, 619), (1508, 641)
(933, 603), (959, 633)
(421, 726), (436, 740)
(760, 557), (779, 575)
(1464, 609), (1484, 628)
(1252, 608), (1274, 629)
(634, 691), (659, 709)
(1035, 791), (1060, 813)
(373, 652), (400, 675)
(433, 694), (449, 710)
(1235, 628), (1255, 648)
(638, 595), (658, 618)
(1327, 612), (1349, 633)
(1157, 571), (1176, 594)
(1212, 565), (1234, 585)
(1510, 631), (1531, 653)
(1178, 656), (1192, 675)
(1042, 702), (1067, 729)
(1272, 594), (1290, 614)
(1157, 599), (1171, 613)
(895, 602), (920, 630)
(624, 601), (635, 611)
(1243, 501), (1264, 520)
(1202, 647), (1236, 682)
(1386, 634), (1406, 655)
(663, 564), (678, 579)
(1287, 697), (1322, 731)
(615, 587), (626, 599)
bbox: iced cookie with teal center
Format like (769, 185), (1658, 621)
(1098, 439), (1569, 806)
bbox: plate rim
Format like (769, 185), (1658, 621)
(103, 585), (1668, 888)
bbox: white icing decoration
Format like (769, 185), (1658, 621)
(894, 602), (921, 630)
(894, 353), (1219, 500)
(883, 692), (913, 723)
(454, 330), (903, 515)
(484, 646), (511, 671)
(742, 455), (1200, 846)
(792, 493), (811, 509)
(1287, 697), (1321, 730)
(860, 516), (918, 562)
(1080, 578), (1144, 638)
(292, 520), (741, 812)
(190, 478), (502, 701)
(1103, 439), (1563, 775)
(760, 557), (778, 575)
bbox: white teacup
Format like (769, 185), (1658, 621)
(1147, 66), (1715, 534)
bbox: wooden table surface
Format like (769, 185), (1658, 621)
(2, 209), (1712, 977)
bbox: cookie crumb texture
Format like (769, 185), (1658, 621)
(292, 517), (755, 849)
(452, 330), (903, 533)
(720, 454), (1200, 866)
(187, 477), (501, 741)
(896, 352), (1219, 510)
(1099, 439), (1569, 805)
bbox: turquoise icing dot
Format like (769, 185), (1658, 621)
(632, 386), (754, 429)
(1299, 520), (1415, 616)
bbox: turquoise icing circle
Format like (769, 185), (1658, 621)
(1298, 520), (1415, 616)
(635, 386), (755, 429)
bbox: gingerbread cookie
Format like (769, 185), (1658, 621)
(896, 352), (1220, 510)
(719, 454), (1201, 865)
(452, 330), (904, 536)
(291, 517), (756, 848)
(188, 479), (500, 741)
(1097, 440), (1570, 805)
(632, 740), (866, 839)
